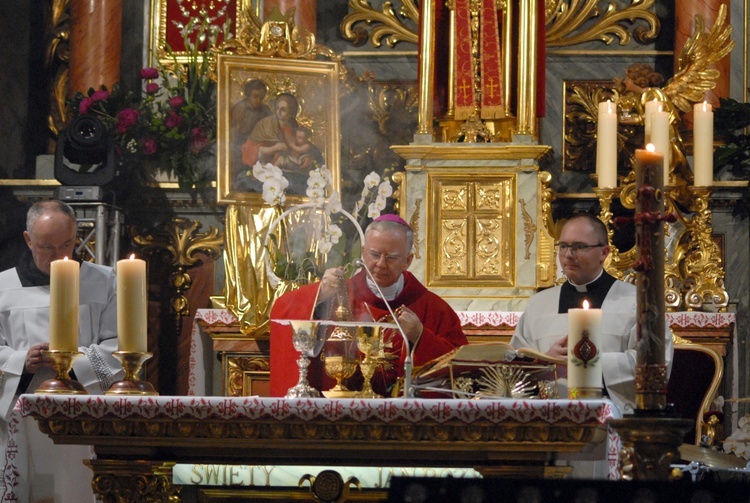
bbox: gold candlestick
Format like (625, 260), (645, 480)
(106, 351), (158, 395)
(35, 350), (88, 394)
(682, 185), (729, 311)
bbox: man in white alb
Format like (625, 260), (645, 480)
(511, 214), (673, 415)
(0, 200), (124, 502)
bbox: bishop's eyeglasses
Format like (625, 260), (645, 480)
(554, 242), (606, 256)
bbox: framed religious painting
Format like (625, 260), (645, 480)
(216, 54), (341, 204)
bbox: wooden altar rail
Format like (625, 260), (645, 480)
(20, 395), (619, 501)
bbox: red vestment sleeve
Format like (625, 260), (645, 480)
(269, 282), (330, 396)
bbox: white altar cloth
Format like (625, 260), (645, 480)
(11, 394), (623, 495)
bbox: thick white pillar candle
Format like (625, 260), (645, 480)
(693, 101), (714, 186)
(596, 100), (618, 188)
(650, 109), (671, 184)
(643, 99), (662, 145)
(116, 255), (148, 353)
(567, 300), (603, 399)
(49, 257), (79, 352)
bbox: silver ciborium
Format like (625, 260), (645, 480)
(276, 320), (327, 398)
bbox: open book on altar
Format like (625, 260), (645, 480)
(411, 342), (565, 399)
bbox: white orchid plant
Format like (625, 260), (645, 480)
(252, 161), (393, 287)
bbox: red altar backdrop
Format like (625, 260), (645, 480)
(162, 0), (238, 52)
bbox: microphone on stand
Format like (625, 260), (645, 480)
(354, 258), (413, 398)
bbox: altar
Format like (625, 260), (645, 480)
(18, 394), (620, 501)
(189, 309), (738, 425)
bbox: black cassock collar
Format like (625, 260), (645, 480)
(558, 271), (617, 314)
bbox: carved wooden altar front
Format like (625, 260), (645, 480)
(20, 394), (618, 501)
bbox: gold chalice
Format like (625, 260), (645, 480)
(321, 354), (358, 398)
(335, 321), (398, 399)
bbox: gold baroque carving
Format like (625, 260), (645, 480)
(409, 197), (422, 260)
(227, 355), (270, 397)
(134, 218), (223, 316)
(519, 199), (536, 260)
(545, 0), (659, 47)
(431, 176), (514, 285)
(340, 0), (658, 49)
(86, 459), (181, 503)
(46, 0), (71, 139)
(340, 0), (419, 48)
(537, 171), (556, 288)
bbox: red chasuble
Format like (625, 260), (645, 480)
(269, 270), (468, 397)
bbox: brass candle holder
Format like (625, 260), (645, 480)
(35, 350), (88, 394)
(106, 351), (158, 395)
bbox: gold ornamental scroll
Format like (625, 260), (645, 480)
(68, 0), (122, 96)
(223, 205), (277, 336)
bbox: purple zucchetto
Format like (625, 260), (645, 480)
(374, 213), (411, 230)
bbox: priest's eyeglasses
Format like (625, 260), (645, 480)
(364, 248), (403, 264)
(555, 243), (606, 256)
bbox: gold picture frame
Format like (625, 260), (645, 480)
(216, 54), (341, 204)
(148, 0), (256, 60)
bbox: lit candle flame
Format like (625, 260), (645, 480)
(582, 300), (590, 310)
(129, 253), (135, 260)
(646, 143), (656, 152)
(63, 256), (69, 261)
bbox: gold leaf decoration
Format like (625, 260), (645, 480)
(662, 5), (735, 113)
(340, 0), (419, 48)
(545, 0), (659, 47)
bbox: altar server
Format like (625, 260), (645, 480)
(0, 200), (124, 502)
(270, 214), (467, 396)
(511, 214), (673, 414)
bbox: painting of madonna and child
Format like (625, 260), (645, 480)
(216, 54), (341, 204)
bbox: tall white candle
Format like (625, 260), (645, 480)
(117, 255), (148, 353)
(567, 300), (603, 399)
(650, 109), (671, 184)
(693, 101), (714, 186)
(596, 100), (618, 188)
(49, 257), (79, 352)
(643, 99), (662, 145)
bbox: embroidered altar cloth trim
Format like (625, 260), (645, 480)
(20, 395), (619, 425)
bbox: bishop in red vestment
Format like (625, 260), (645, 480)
(269, 216), (467, 397)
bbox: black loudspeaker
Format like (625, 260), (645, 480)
(55, 115), (117, 186)
(386, 476), (750, 503)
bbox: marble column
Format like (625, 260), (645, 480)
(264, 0), (317, 35)
(675, 0), (728, 127)
(68, 0), (122, 97)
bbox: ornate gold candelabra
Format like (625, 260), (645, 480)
(594, 181), (728, 312)
(35, 350), (88, 394)
(682, 185), (729, 310)
(106, 351), (158, 395)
